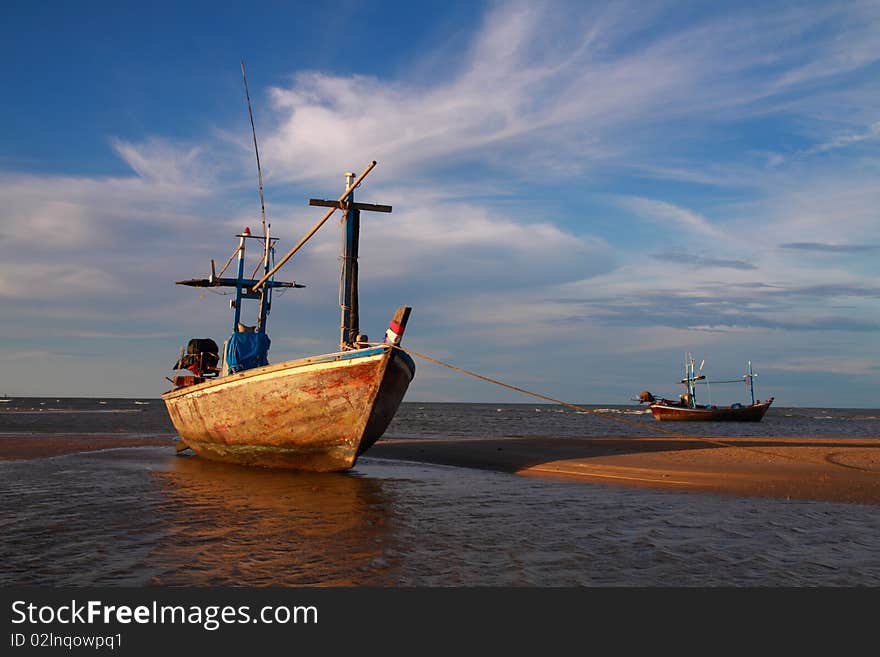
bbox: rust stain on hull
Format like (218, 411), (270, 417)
(162, 346), (414, 471)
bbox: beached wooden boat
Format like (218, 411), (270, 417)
(638, 354), (773, 422)
(162, 161), (415, 471)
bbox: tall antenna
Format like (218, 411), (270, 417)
(240, 59), (270, 270)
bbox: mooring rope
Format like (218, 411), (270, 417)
(400, 347), (674, 435)
(392, 345), (876, 473)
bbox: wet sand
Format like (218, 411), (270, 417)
(2, 433), (879, 505)
(372, 435), (880, 505)
(0, 434), (175, 461)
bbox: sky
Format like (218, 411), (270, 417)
(1, 0), (878, 406)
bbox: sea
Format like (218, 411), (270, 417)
(1, 398), (879, 587)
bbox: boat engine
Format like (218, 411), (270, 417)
(173, 338), (220, 382)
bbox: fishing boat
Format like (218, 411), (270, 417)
(637, 354), (773, 422)
(162, 161), (415, 471)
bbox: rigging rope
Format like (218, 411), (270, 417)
(215, 246), (241, 279)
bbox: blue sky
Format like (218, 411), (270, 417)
(1, 1), (878, 406)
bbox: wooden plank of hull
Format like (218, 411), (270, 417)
(650, 400), (772, 422)
(162, 346), (414, 471)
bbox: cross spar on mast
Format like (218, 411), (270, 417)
(251, 161), (378, 292)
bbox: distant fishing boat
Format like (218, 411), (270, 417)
(638, 354), (773, 422)
(0, 394), (11, 404)
(162, 162), (415, 471)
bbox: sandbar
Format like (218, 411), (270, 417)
(371, 435), (880, 505)
(0, 434), (176, 461)
(2, 432), (879, 505)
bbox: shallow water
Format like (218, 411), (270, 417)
(387, 402), (880, 440)
(2, 398), (878, 438)
(1, 399), (878, 586)
(1, 447), (878, 586)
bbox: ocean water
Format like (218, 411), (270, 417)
(1, 398), (879, 586)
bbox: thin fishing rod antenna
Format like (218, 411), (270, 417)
(240, 59), (270, 270)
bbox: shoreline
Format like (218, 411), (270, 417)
(371, 435), (880, 505)
(0, 434), (176, 461)
(2, 433), (879, 505)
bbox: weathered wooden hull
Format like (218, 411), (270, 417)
(650, 399), (773, 422)
(162, 345), (415, 471)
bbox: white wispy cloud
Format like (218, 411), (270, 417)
(0, 262), (120, 301)
(0, 138), (218, 255)
(254, 1), (880, 189)
(766, 356), (878, 377)
(803, 121), (880, 155)
(111, 138), (215, 190)
(615, 197), (728, 241)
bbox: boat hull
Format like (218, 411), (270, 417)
(650, 399), (773, 422)
(162, 345), (415, 471)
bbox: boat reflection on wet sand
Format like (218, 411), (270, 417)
(151, 455), (400, 586)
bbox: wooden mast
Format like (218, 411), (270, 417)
(748, 361), (756, 405)
(303, 171), (392, 350)
(688, 354), (696, 407)
(340, 172), (361, 350)
(680, 352), (706, 408)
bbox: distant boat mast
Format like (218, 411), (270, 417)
(747, 360), (756, 405)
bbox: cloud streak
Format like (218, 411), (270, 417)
(652, 252), (757, 271)
(2, 1), (880, 400)
(780, 242), (880, 254)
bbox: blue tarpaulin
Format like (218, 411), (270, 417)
(226, 332), (270, 373)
